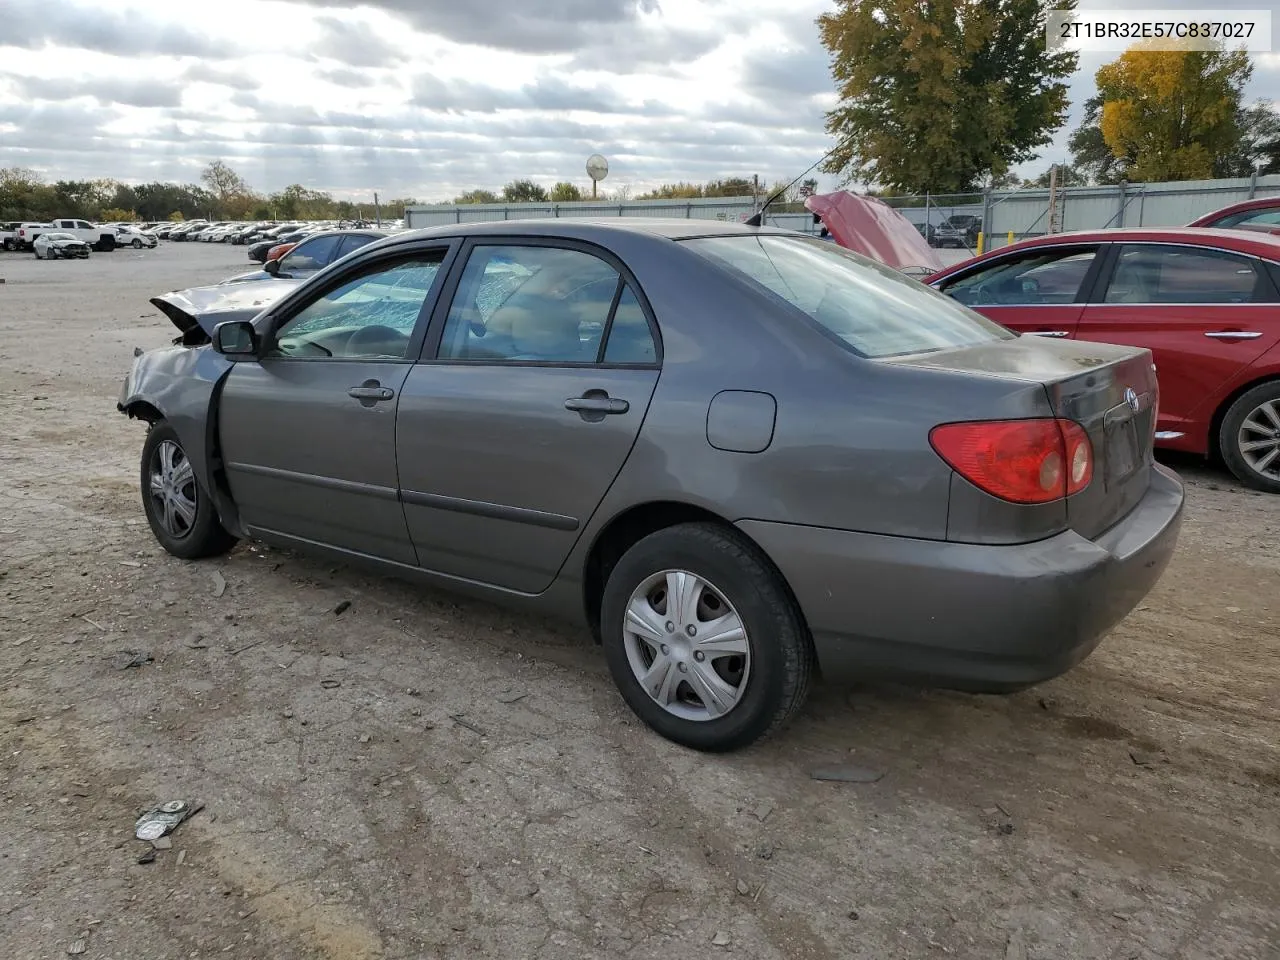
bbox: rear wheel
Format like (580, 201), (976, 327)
(600, 522), (813, 752)
(140, 422), (238, 559)
(1220, 382), (1280, 494)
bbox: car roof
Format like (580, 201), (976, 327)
(382, 217), (796, 245)
(1188, 195), (1280, 224)
(927, 226), (1280, 281)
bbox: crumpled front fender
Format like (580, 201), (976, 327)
(118, 344), (242, 534)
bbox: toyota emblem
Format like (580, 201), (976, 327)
(1124, 387), (1139, 412)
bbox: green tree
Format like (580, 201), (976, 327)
(818, 0), (1078, 192)
(637, 182), (704, 200)
(1220, 101), (1280, 177)
(704, 177), (756, 197)
(549, 181), (584, 202)
(99, 208), (137, 222)
(454, 189), (500, 204)
(1069, 94), (1131, 184)
(502, 179), (549, 203)
(1095, 42), (1252, 181)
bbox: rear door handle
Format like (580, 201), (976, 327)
(1205, 331), (1262, 340)
(1023, 330), (1070, 338)
(565, 396), (629, 415)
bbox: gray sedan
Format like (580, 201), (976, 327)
(119, 219), (1184, 751)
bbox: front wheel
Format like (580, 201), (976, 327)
(600, 522), (814, 752)
(140, 422), (239, 559)
(132, 238), (143, 249)
(1220, 382), (1280, 494)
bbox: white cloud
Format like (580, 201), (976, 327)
(0, 0), (1274, 200)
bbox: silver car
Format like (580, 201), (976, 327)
(120, 220), (1183, 751)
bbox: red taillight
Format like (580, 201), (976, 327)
(930, 419), (1093, 504)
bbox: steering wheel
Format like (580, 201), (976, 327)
(345, 324), (409, 357)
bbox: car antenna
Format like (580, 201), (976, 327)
(744, 135), (855, 228)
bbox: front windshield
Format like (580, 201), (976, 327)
(683, 234), (1013, 359)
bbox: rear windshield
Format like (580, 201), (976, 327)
(684, 235), (1013, 359)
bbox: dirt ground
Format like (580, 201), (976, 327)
(0, 241), (1277, 960)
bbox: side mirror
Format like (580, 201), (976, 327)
(212, 320), (259, 358)
(263, 258), (281, 276)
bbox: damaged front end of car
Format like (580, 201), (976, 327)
(117, 278), (300, 539)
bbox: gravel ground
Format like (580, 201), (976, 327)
(1, 242), (1277, 960)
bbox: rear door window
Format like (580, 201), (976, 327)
(684, 234), (1012, 359)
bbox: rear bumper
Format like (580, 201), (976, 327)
(737, 464), (1184, 691)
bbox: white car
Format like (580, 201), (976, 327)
(116, 227), (158, 249)
(33, 232), (92, 259)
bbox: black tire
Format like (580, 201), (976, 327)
(1219, 381), (1280, 494)
(140, 422), (238, 559)
(132, 238), (143, 249)
(599, 522), (814, 752)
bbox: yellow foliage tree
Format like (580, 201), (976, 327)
(1096, 41), (1252, 181)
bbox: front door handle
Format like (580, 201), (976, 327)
(565, 392), (629, 421)
(348, 380), (395, 406)
(1024, 330), (1070, 338)
(1205, 330), (1262, 340)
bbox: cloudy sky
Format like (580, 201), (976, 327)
(0, 0), (1277, 203)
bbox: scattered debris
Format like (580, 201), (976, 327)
(14, 716), (36, 725)
(67, 939), (86, 955)
(228, 638), (266, 656)
(136, 849), (157, 865)
(332, 600), (351, 616)
(848, 910), (860, 921)
(211, 571), (227, 598)
(997, 823), (1015, 836)
(175, 850), (187, 866)
(753, 800), (774, 822)
(1004, 929), (1027, 960)
(1112, 911), (1131, 922)
(755, 841), (774, 860)
(810, 765), (885, 784)
(736, 879), (750, 895)
(11, 635), (33, 646)
(151, 836), (172, 850)
(119, 560), (142, 568)
(114, 650), (153, 670)
(134, 799), (201, 841)
(994, 802), (1011, 818)
(1039, 697), (1057, 710)
(406, 687), (422, 697)
(496, 691), (528, 704)
(451, 714), (486, 736)
(320, 679), (342, 689)
(359, 734), (371, 744)
(1129, 749), (1155, 766)
(80, 616), (107, 632)
(711, 931), (731, 947)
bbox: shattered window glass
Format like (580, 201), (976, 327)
(270, 258), (443, 360)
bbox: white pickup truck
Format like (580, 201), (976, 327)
(14, 219), (117, 251)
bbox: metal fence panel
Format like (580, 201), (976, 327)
(406, 175), (1280, 239)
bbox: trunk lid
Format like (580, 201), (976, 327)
(889, 335), (1157, 539)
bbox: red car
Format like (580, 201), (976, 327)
(1188, 196), (1280, 234)
(926, 228), (1280, 492)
